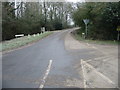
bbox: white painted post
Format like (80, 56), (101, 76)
(37, 33), (40, 36)
(33, 34), (36, 37)
(28, 34), (30, 38)
(43, 27), (45, 33)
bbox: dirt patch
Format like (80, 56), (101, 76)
(65, 31), (90, 50)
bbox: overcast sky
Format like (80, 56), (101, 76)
(67, 0), (85, 2)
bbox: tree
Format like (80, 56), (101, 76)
(2, 2), (74, 41)
(72, 2), (120, 40)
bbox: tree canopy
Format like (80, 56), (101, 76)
(2, 2), (120, 41)
(72, 2), (120, 40)
(2, 2), (75, 40)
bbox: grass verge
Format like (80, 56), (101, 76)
(0, 32), (53, 52)
(72, 31), (120, 45)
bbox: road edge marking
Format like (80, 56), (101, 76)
(81, 59), (87, 88)
(82, 59), (116, 86)
(39, 60), (53, 88)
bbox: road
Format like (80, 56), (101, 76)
(2, 28), (118, 89)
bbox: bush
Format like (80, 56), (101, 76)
(72, 2), (120, 40)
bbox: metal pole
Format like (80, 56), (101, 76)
(85, 24), (88, 38)
(117, 31), (119, 41)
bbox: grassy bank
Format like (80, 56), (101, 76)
(0, 32), (53, 52)
(72, 30), (119, 45)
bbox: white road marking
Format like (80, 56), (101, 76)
(86, 56), (110, 62)
(81, 59), (87, 88)
(86, 55), (116, 63)
(92, 46), (97, 49)
(94, 56), (109, 60)
(86, 43), (108, 55)
(86, 43), (90, 46)
(81, 59), (116, 86)
(39, 60), (53, 88)
(86, 43), (97, 49)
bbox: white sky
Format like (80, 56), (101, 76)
(8, 0), (85, 2)
(67, 0), (85, 3)
(4, 0), (120, 2)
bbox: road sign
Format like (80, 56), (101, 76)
(117, 26), (120, 31)
(83, 19), (89, 25)
(83, 19), (89, 38)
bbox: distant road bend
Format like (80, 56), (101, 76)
(3, 28), (118, 88)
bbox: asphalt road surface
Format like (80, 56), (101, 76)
(2, 28), (118, 89)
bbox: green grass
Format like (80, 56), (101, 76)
(0, 32), (53, 52)
(73, 33), (120, 45)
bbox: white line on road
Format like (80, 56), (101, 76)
(86, 43), (90, 46)
(81, 59), (87, 88)
(86, 43), (97, 49)
(81, 59), (116, 86)
(92, 46), (97, 49)
(85, 56), (110, 62)
(39, 60), (53, 88)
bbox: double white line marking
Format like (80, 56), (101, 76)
(81, 59), (116, 88)
(39, 60), (53, 88)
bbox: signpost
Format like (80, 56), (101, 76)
(83, 19), (89, 38)
(117, 26), (120, 41)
